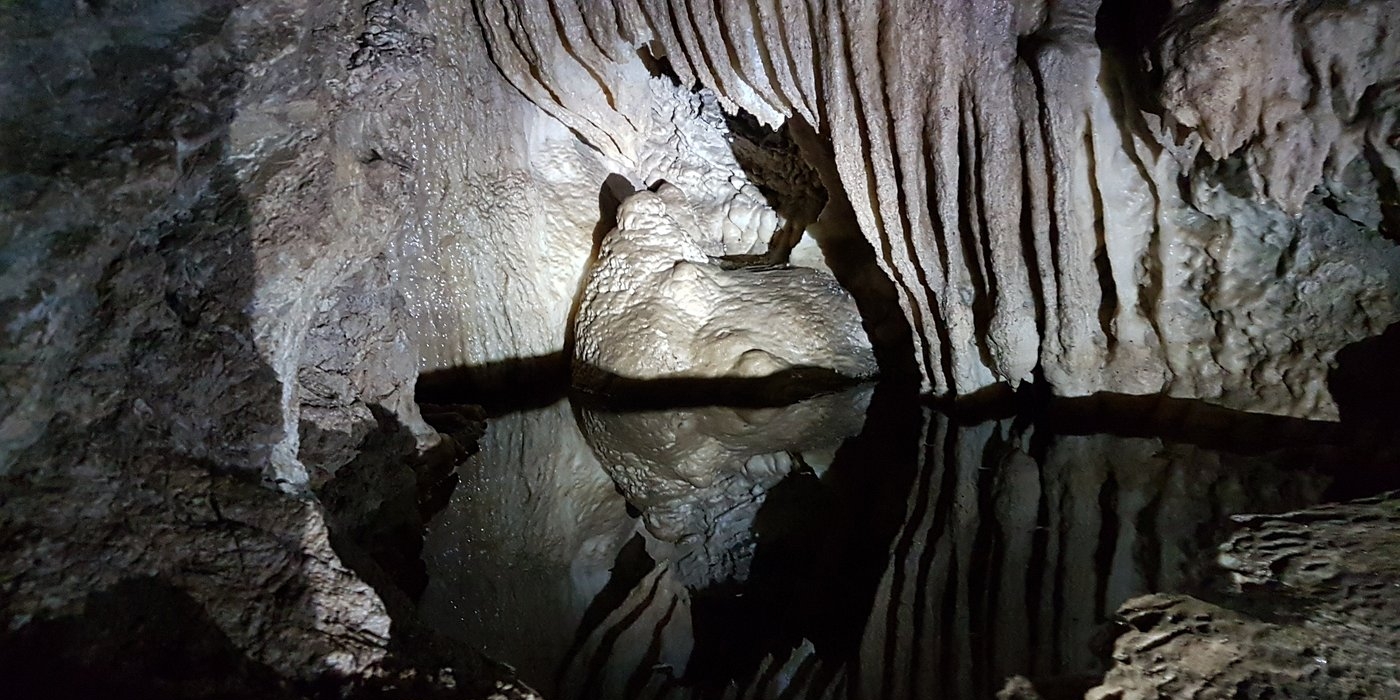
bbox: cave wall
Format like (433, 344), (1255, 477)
(0, 0), (515, 691)
(2, 0), (1399, 693)
(433, 0), (1400, 419)
(400, 3), (806, 379)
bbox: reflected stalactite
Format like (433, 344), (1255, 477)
(853, 425), (1326, 700)
(419, 387), (1328, 699)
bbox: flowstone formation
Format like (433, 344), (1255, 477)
(461, 0), (1400, 420)
(573, 185), (877, 388)
(402, 47), (826, 384)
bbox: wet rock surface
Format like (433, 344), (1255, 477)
(1087, 494), (1400, 700)
(0, 0), (534, 696)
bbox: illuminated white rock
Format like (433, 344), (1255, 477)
(469, 0), (1400, 421)
(572, 184), (878, 387)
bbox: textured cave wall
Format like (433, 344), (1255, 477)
(0, 1), (530, 694)
(431, 0), (1400, 419)
(400, 0), (871, 383)
(0, 0), (441, 487)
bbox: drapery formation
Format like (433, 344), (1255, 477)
(415, 0), (1400, 419)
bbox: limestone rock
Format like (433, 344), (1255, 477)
(573, 185), (878, 387)
(1089, 494), (1400, 700)
(464, 0), (1400, 419)
(0, 0), (534, 694)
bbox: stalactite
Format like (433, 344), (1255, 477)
(435, 0), (1400, 418)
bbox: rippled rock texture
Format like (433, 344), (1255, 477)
(1087, 494), (1400, 700)
(434, 0), (1400, 418)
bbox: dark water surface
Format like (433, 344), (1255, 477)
(414, 382), (1386, 700)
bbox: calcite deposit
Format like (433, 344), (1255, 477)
(573, 185), (877, 387)
(450, 0), (1400, 419)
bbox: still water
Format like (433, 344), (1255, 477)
(415, 383), (1340, 699)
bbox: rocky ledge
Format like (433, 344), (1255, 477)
(1081, 494), (1400, 700)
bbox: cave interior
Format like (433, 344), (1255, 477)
(2, 0), (1400, 699)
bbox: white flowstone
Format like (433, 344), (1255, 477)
(572, 184), (878, 386)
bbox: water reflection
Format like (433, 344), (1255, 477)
(418, 385), (1328, 699)
(577, 385), (873, 585)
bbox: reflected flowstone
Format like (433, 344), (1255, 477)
(578, 384), (874, 586)
(419, 386), (1335, 700)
